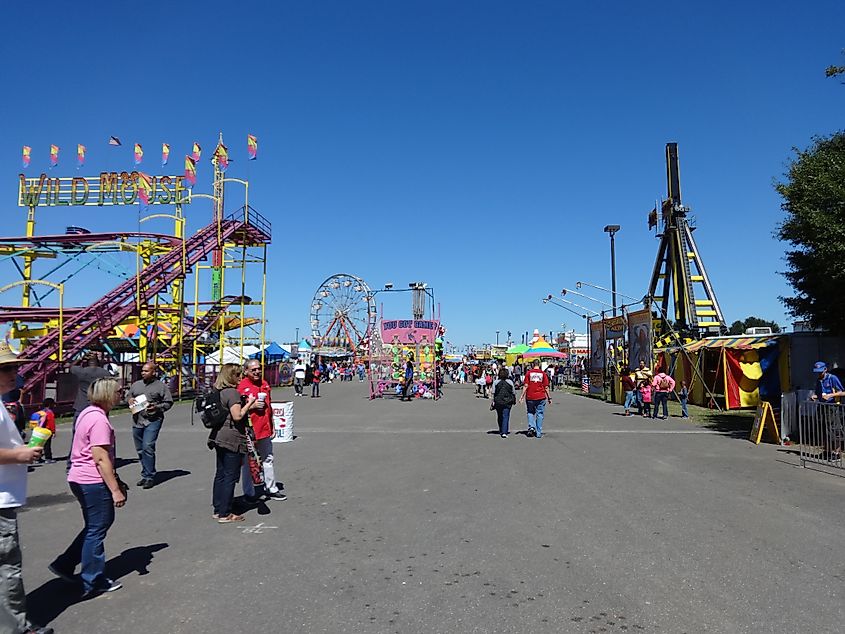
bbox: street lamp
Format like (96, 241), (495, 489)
(603, 225), (621, 316)
(496, 330), (500, 345)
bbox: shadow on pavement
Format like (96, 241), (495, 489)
(154, 469), (191, 485)
(114, 457), (139, 469)
(27, 543), (169, 627)
(696, 414), (754, 440)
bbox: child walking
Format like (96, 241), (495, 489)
(639, 382), (652, 418)
(30, 397), (56, 462)
(679, 381), (689, 419)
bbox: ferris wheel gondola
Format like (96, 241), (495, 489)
(310, 274), (376, 354)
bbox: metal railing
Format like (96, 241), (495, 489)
(797, 400), (845, 470)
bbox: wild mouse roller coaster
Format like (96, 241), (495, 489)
(4, 134), (270, 406)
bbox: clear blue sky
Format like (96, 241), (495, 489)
(1, 1), (843, 348)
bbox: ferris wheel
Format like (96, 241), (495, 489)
(310, 274), (377, 352)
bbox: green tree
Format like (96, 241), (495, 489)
(728, 317), (782, 335)
(775, 132), (845, 334)
(826, 49), (845, 80)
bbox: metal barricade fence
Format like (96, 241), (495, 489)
(797, 400), (845, 470)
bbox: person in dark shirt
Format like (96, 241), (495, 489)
(70, 354), (110, 419)
(620, 369), (637, 417)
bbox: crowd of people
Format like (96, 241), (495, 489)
(0, 349), (291, 633)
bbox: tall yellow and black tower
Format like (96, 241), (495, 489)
(647, 143), (727, 339)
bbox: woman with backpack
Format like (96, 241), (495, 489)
(208, 363), (259, 523)
(491, 368), (517, 438)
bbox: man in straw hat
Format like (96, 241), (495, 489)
(0, 341), (53, 633)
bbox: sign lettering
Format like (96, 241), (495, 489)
(18, 172), (191, 207)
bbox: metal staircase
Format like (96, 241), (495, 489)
(18, 208), (270, 392)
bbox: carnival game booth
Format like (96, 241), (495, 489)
(657, 334), (789, 410)
(368, 318), (441, 399)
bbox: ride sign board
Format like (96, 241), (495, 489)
(18, 172), (191, 207)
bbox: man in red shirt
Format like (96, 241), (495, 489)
(238, 359), (286, 501)
(518, 360), (551, 438)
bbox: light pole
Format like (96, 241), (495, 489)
(295, 327), (299, 343)
(603, 225), (621, 316)
(496, 330), (500, 345)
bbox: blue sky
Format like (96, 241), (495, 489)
(1, 1), (843, 348)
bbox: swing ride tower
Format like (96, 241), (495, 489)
(646, 143), (727, 341)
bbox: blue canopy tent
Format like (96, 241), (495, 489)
(250, 341), (290, 363)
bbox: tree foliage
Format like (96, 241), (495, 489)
(728, 317), (782, 335)
(826, 49), (845, 81)
(775, 132), (845, 334)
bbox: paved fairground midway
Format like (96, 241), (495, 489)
(20, 382), (845, 633)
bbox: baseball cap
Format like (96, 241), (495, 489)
(812, 361), (827, 373)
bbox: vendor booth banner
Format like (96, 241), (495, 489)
(603, 316), (625, 339)
(381, 319), (440, 345)
(627, 308), (652, 369)
(589, 319), (605, 371)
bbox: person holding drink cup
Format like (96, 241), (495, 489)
(0, 341), (55, 634)
(238, 359), (286, 501)
(49, 378), (128, 598)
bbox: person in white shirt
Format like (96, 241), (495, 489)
(293, 360), (307, 397)
(0, 342), (51, 634)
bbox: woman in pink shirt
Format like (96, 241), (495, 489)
(49, 378), (127, 598)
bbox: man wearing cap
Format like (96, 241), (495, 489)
(811, 362), (844, 403)
(518, 359), (551, 438)
(238, 359), (286, 501)
(0, 341), (53, 634)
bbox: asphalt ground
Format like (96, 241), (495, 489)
(17, 380), (845, 633)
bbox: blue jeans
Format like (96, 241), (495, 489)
(680, 398), (689, 417)
(53, 482), (115, 593)
(213, 447), (243, 516)
(623, 390), (636, 411)
(653, 392), (669, 418)
(495, 406), (511, 435)
(311, 382), (320, 397)
(526, 399), (546, 437)
(132, 419), (163, 480)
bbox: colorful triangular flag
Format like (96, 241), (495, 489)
(22, 146), (31, 168)
(247, 134), (258, 160)
(161, 143), (170, 167)
(109, 136), (122, 146)
(184, 156), (197, 186)
(134, 143), (143, 165)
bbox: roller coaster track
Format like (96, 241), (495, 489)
(17, 208), (270, 392)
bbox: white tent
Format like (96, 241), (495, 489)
(205, 345), (261, 366)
